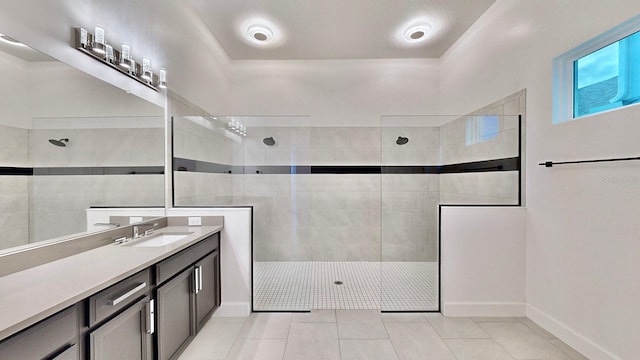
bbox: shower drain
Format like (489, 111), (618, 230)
(334, 280), (343, 285)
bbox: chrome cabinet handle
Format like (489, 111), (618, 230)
(106, 282), (147, 306)
(198, 266), (204, 291)
(146, 299), (155, 335)
(193, 268), (200, 294)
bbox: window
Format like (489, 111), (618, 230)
(466, 115), (499, 145)
(574, 30), (640, 117)
(553, 14), (640, 123)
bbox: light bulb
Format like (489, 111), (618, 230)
(105, 45), (114, 63)
(92, 26), (106, 55)
(119, 44), (132, 69)
(141, 58), (152, 81)
(159, 69), (167, 89)
(79, 28), (88, 48)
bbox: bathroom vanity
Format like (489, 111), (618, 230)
(0, 219), (222, 360)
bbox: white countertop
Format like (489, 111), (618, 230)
(0, 225), (222, 340)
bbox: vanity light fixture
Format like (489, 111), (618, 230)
(141, 58), (152, 81)
(227, 119), (247, 136)
(92, 26), (106, 56)
(105, 44), (115, 63)
(119, 43), (133, 69)
(73, 27), (166, 91)
(0, 33), (27, 47)
(158, 69), (167, 89)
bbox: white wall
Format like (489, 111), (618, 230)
(231, 59), (440, 126)
(441, 206), (526, 317)
(440, 1), (640, 359)
(167, 208), (253, 317)
(28, 62), (163, 119)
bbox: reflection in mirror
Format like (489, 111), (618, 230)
(0, 33), (165, 251)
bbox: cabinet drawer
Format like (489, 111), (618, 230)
(156, 233), (219, 285)
(0, 305), (78, 359)
(89, 268), (151, 327)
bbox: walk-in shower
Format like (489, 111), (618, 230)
(172, 92), (524, 312)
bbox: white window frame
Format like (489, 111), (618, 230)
(552, 14), (640, 124)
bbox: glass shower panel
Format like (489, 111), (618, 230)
(380, 116), (445, 311)
(379, 114), (521, 311)
(245, 123), (383, 311)
(172, 115), (243, 207)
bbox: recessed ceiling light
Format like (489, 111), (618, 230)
(238, 17), (285, 48)
(0, 33), (27, 47)
(247, 25), (273, 44)
(403, 25), (431, 43)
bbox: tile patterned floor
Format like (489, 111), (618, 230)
(178, 311), (589, 360)
(254, 261), (438, 311)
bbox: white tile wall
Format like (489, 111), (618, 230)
(438, 91), (524, 205)
(26, 125), (165, 243)
(173, 116), (238, 165)
(0, 124), (29, 167)
(174, 99), (522, 262)
(29, 127), (164, 167)
(0, 125), (30, 250)
(0, 176), (29, 250)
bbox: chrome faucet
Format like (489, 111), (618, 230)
(133, 222), (159, 238)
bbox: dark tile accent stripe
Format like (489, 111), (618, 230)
(32, 166), (164, 176)
(173, 157), (520, 175)
(439, 157), (520, 174)
(2, 166), (164, 176)
(0, 167), (33, 176)
(174, 158), (244, 174)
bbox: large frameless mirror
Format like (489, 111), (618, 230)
(0, 32), (165, 253)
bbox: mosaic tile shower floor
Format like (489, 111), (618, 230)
(253, 261), (438, 311)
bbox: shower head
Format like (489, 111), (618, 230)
(263, 137), (276, 146)
(396, 136), (409, 145)
(48, 138), (69, 147)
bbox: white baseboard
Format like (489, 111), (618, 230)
(443, 302), (526, 317)
(214, 302), (251, 317)
(526, 304), (619, 360)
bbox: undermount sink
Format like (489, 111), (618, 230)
(130, 232), (193, 247)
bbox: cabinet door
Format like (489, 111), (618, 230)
(50, 344), (78, 360)
(157, 267), (196, 360)
(195, 250), (220, 330)
(0, 305), (78, 360)
(89, 296), (153, 360)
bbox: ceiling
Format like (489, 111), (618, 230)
(188, 0), (495, 60)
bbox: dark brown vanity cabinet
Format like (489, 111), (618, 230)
(156, 233), (220, 360)
(0, 231), (221, 360)
(0, 305), (80, 360)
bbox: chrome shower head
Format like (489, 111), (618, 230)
(48, 138), (69, 147)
